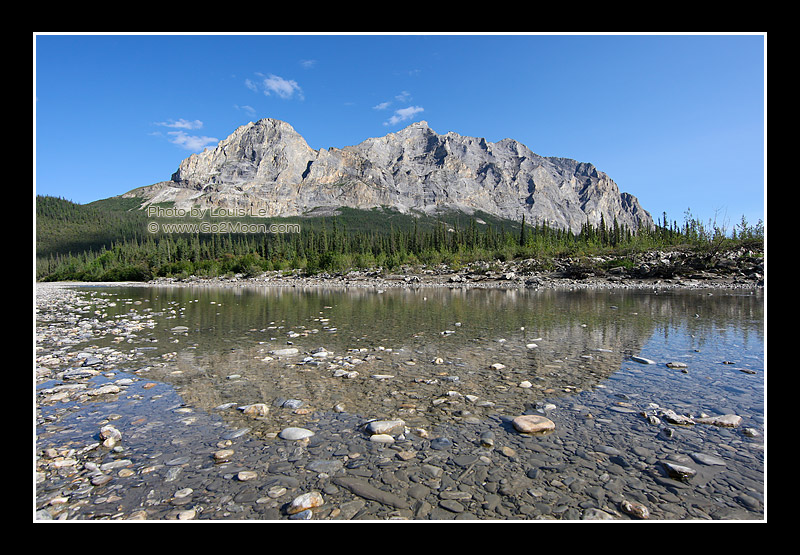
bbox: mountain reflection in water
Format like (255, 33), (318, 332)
(79, 285), (763, 436)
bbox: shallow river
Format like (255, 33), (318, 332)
(35, 284), (765, 521)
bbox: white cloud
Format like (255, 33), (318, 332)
(386, 105), (424, 126)
(263, 74), (303, 99)
(247, 73), (304, 100)
(300, 59), (317, 69)
(395, 91), (412, 102)
(235, 104), (257, 116)
(373, 101), (391, 110)
(155, 118), (204, 130)
(168, 130), (219, 152)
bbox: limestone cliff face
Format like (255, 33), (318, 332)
(123, 118), (653, 232)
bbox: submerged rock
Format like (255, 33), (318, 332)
(695, 414), (742, 427)
(662, 461), (697, 483)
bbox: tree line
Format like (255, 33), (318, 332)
(35, 195), (764, 282)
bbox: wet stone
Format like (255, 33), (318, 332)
(430, 437), (453, 450)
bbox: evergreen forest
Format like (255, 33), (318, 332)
(35, 195), (764, 283)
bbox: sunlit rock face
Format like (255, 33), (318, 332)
(124, 118), (653, 233)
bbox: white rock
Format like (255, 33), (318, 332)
(99, 425), (122, 442)
(512, 414), (555, 434)
(279, 427), (315, 440)
(631, 356), (656, 364)
(271, 348), (299, 356)
(239, 403), (270, 418)
(287, 491), (324, 514)
(369, 434), (396, 444)
(238, 470), (258, 481)
(365, 419), (406, 436)
(695, 414), (742, 427)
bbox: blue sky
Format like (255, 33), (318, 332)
(35, 33), (765, 230)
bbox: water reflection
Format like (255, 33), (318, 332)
(77, 285), (764, 436)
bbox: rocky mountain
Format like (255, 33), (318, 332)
(122, 118), (653, 233)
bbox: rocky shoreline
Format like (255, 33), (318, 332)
(146, 248), (765, 291)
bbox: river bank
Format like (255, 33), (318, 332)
(142, 247), (764, 291)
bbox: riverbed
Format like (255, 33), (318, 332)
(35, 281), (765, 521)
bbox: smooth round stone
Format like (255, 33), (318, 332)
(240, 403), (270, 417)
(366, 419), (406, 436)
(306, 460), (343, 473)
(287, 491), (324, 514)
(369, 434), (395, 444)
(512, 415), (555, 434)
(430, 437), (453, 450)
(439, 499), (465, 513)
(620, 499), (650, 519)
(695, 414), (742, 427)
(174, 487), (193, 498)
(177, 509), (196, 520)
(582, 508), (617, 520)
(213, 449), (235, 462)
(91, 474), (112, 486)
(279, 427), (315, 440)
(238, 470), (258, 481)
(631, 356), (656, 364)
(690, 452), (727, 466)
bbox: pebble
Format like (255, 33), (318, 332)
(620, 499), (650, 519)
(271, 348), (299, 356)
(631, 356), (656, 364)
(662, 461), (697, 483)
(238, 470), (258, 481)
(177, 508), (196, 520)
(279, 427), (315, 440)
(239, 403), (270, 418)
(690, 452), (727, 466)
(174, 488), (193, 498)
(369, 434), (395, 444)
(213, 449), (235, 463)
(582, 508), (617, 520)
(365, 419), (406, 436)
(430, 437), (453, 450)
(512, 414), (556, 434)
(287, 491), (324, 514)
(695, 414), (742, 427)
(479, 431), (495, 448)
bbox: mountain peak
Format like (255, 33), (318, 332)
(124, 119), (653, 233)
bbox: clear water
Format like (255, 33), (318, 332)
(58, 285), (763, 423)
(36, 284), (765, 519)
